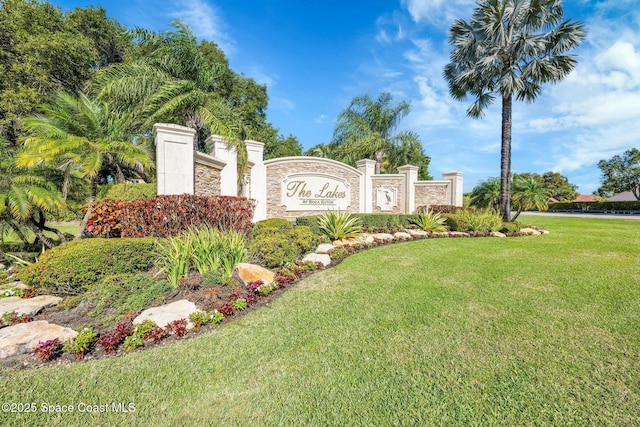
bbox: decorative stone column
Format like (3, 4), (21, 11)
(206, 135), (237, 196)
(246, 140), (266, 222)
(443, 171), (464, 207)
(398, 165), (419, 214)
(154, 123), (196, 195)
(356, 159), (376, 213)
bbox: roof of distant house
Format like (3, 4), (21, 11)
(574, 194), (597, 202)
(609, 191), (637, 202)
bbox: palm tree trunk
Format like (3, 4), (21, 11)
(75, 176), (98, 240)
(500, 94), (513, 222)
(24, 218), (55, 249)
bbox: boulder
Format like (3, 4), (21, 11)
(520, 227), (542, 236)
(0, 321), (77, 358)
(448, 231), (470, 237)
(490, 231), (507, 238)
(406, 229), (428, 237)
(394, 232), (412, 240)
(302, 253), (331, 267)
(0, 295), (62, 317)
(333, 238), (359, 247)
(233, 263), (275, 286)
(133, 300), (202, 330)
(315, 243), (335, 254)
(356, 234), (375, 244)
(371, 233), (395, 241)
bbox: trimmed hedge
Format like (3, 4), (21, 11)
(548, 201), (640, 212)
(87, 195), (254, 238)
(249, 224), (317, 268)
(295, 213), (413, 232)
(416, 205), (477, 214)
(20, 238), (157, 295)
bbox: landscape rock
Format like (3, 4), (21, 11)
(448, 231), (470, 237)
(315, 243), (335, 254)
(133, 300), (202, 330)
(333, 238), (359, 247)
(520, 227), (542, 236)
(539, 229), (550, 235)
(302, 253), (331, 267)
(0, 321), (77, 358)
(406, 229), (428, 237)
(491, 231), (507, 238)
(394, 232), (412, 240)
(371, 233), (395, 241)
(234, 263), (275, 286)
(356, 234), (375, 244)
(0, 295), (62, 317)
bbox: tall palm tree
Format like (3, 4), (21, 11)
(334, 93), (420, 174)
(443, 0), (585, 221)
(18, 91), (151, 239)
(470, 177), (501, 210)
(511, 175), (551, 220)
(89, 20), (246, 153)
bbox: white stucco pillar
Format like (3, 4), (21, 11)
(443, 171), (464, 207)
(356, 159), (376, 213)
(153, 123), (196, 195)
(206, 135), (237, 196)
(245, 140), (266, 222)
(398, 165), (419, 214)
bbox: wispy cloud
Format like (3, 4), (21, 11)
(168, 0), (235, 54)
(400, 0), (475, 27)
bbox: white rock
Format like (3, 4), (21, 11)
(406, 229), (428, 237)
(0, 321), (77, 358)
(448, 231), (470, 237)
(371, 233), (395, 241)
(393, 232), (412, 239)
(356, 234), (375, 244)
(133, 300), (202, 330)
(520, 227), (542, 235)
(0, 295), (62, 316)
(491, 231), (507, 238)
(315, 243), (335, 254)
(302, 253), (331, 267)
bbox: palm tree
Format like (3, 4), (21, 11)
(334, 93), (421, 174)
(470, 177), (501, 210)
(511, 175), (551, 220)
(443, 0), (585, 221)
(18, 91), (151, 239)
(0, 141), (66, 248)
(89, 20), (245, 153)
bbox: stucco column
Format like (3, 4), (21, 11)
(356, 159), (376, 213)
(398, 165), (419, 214)
(154, 123), (196, 195)
(206, 135), (237, 196)
(443, 171), (464, 207)
(245, 140), (266, 222)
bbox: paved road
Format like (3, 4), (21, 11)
(520, 212), (640, 220)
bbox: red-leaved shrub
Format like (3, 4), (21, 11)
(86, 195), (254, 238)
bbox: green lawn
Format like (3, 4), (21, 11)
(1, 224), (79, 245)
(1, 217), (639, 426)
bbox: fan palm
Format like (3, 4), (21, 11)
(511, 175), (551, 220)
(444, 0), (585, 221)
(18, 91), (151, 239)
(334, 93), (420, 174)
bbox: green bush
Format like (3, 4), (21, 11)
(445, 210), (503, 233)
(352, 214), (414, 227)
(20, 238), (157, 295)
(97, 183), (157, 201)
(249, 225), (317, 268)
(410, 211), (446, 232)
(548, 201), (640, 211)
(86, 273), (172, 323)
(499, 222), (523, 234)
(317, 211), (362, 241)
(295, 216), (321, 234)
(253, 218), (292, 232)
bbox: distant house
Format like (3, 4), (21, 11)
(609, 191), (637, 202)
(573, 194), (597, 202)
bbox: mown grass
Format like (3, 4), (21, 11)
(1, 224), (79, 245)
(1, 216), (639, 426)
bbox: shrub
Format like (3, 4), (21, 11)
(416, 205), (477, 214)
(31, 338), (61, 362)
(97, 183), (157, 201)
(446, 210), (503, 233)
(87, 195), (254, 238)
(253, 218), (292, 232)
(500, 222), (523, 234)
(352, 214), (414, 227)
(156, 235), (192, 288)
(63, 326), (98, 360)
(317, 210), (362, 241)
(410, 210), (447, 232)
(20, 238), (157, 295)
(249, 225), (317, 268)
(123, 335), (143, 352)
(99, 321), (131, 354)
(294, 216), (321, 234)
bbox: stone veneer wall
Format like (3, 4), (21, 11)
(371, 176), (404, 214)
(194, 162), (221, 196)
(414, 181), (449, 207)
(265, 158), (362, 219)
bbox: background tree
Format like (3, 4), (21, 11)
(595, 148), (640, 200)
(540, 171), (578, 201)
(470, 177), (501, 210)
(263, 134), (302, 159)
(18, 92), (151, 239)
(443, 0), (585, 221)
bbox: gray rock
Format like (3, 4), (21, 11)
(0, 295), (62, 317)
(0, 321), (77, 358)
(302, 253), (331, 267)
(133, 300), (202, 330)
(315, 243), (335, 254)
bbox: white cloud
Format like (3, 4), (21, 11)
(168, 0), (235, 54)
(314, 114), (327, 124)
(400, 0), (474, 26)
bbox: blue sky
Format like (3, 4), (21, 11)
(52, 0), (640, 193)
